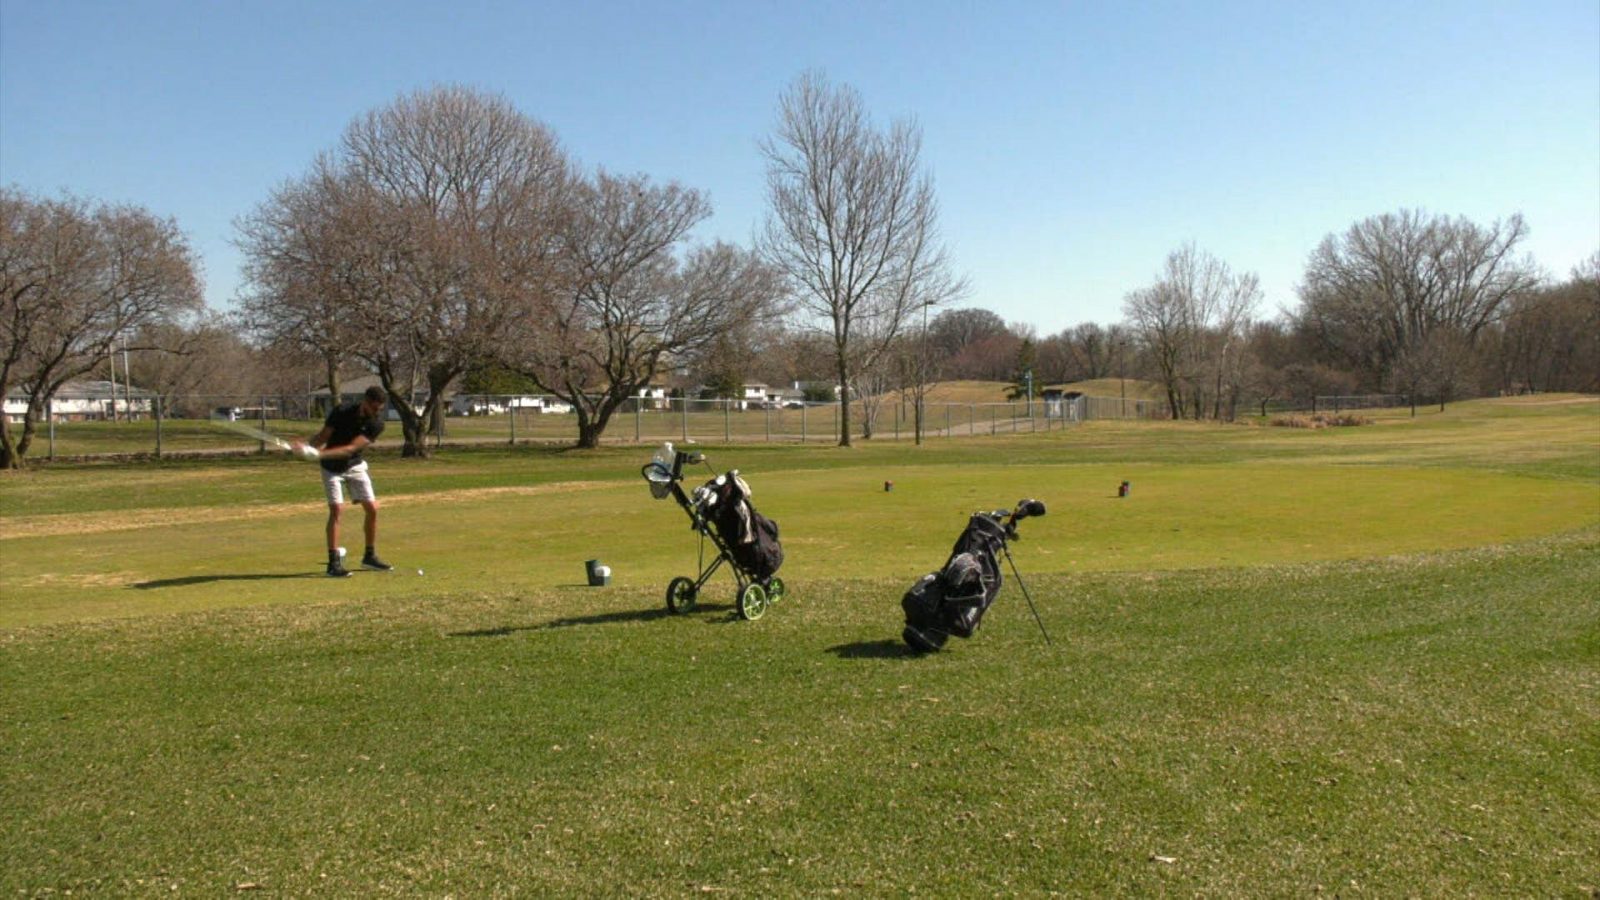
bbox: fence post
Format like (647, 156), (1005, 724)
(259, 396), (268, 453)
(155, 396), (163, 458)
(635, 401), (641, 443)
(765, 404), (770, 442)
(801, 404), (807, 443)
(48, 397), (56, 460)
(894, 403), (900, 441)
(510, 403), (517, 445)
(991, 407), (996, 436)
(681, 398), (689, 442)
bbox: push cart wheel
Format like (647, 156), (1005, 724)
(666, 577), (698, 614)
(737, 583), (769, 621)
(764, 577), (786, 604)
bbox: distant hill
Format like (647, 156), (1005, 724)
(872, 378), (1165, 405)
(872, 380), (1012, 404)
(1045, 378), (1166, 401)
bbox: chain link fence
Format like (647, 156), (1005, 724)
(7, 390), (1171, 460)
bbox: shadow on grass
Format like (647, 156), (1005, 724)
(449, 604), (747, 638)
(827, 639), (921, 660)
(132, 573), (323, 589)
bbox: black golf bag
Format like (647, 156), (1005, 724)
(700, 471), (784, 580)
(902, 499), (1047, 652)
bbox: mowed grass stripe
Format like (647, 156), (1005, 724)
(1, 462), (1595, 627)
(2, 534), (1595, 894)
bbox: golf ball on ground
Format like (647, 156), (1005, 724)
(417, 569), (425, 576)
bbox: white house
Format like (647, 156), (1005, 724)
(4, 380), (153, 423)
(636, 385), (671, 410)
(742, 383), (772, 409)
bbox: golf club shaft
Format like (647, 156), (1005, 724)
(213, 418), (292, 449)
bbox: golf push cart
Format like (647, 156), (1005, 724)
(901, 498), (1051, 652)
(641, 444), (786, 620)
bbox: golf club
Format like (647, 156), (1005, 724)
(210, 417), (293, 450)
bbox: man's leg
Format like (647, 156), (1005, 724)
(347, 463), (392, 571)
(326, 503), (351, 576)
(359, 501), (391, 570)
(326, 503), (342, 553)
(323, 469), (351, 577)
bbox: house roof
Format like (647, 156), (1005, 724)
(6, 379), (153, 399)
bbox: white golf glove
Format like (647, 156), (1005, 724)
(297, 444), (321, 461)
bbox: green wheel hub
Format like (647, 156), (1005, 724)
(737, 583), (768, 621)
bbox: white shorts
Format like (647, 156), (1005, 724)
(321, 460), (376, 505)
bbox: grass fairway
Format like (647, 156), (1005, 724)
(2, 397), (1597, 894)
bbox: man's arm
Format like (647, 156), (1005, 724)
(317, 434), (372, 460)
(291, 426), (335, 460)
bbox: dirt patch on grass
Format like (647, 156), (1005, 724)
(16, 571), (144, 589)
(0, 481), (614, 540)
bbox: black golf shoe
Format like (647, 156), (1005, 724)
(326, 561), (352, 578)
(361, 551), (393, 572)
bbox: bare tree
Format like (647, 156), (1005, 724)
(1298, 209), (1539, 388)
(125, 313), (263, 417)
(1, 189), (202, 468)
(760, 72), (963, 447)
(1123, 244), (1259, 419)
(895, 298), (943, 443)
(1386, 328), (1474, 414)
(508, 171), (780, 448)
(236, 167), (366, 400)
(929, 307), (1009, 361)
(236, 86), (573, 456)
(1492, 252), (1600, 394)
(1055, 322), (1118, 382)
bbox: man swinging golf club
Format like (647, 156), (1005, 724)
(292, 385), (393, 577)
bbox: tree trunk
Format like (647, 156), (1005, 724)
(0, 417), (19, 469)
(577, 420), (603, 449)
(381, 382), (428, 458)
(836, 359), (852, 447)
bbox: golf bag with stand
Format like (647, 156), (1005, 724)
(641, 443), (786, 621)
(901, 499), (1050, 652)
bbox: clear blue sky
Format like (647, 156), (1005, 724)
(4, 0), (1596, 333)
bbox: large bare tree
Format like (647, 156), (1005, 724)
(1, 189), (202, 468)
(1297, 210), (1539, 387)
(507, 171), (779, 448)
(760, 72), (963, 446)
(237, 85), (572, 456)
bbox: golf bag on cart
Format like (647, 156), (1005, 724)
(641, 443), (786, 620)
(901, 499), (1050, 652)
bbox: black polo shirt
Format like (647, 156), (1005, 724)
(321, 402), (385, 473)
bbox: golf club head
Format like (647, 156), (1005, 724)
(1015, 498), (1047, 518)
